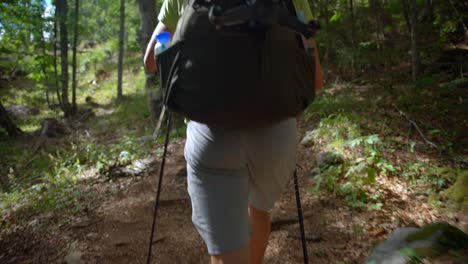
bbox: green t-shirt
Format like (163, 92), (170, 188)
(158, 0), (313, 31)
(157, 0), (186, 30)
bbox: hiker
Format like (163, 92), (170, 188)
(143, 1), (322, 263)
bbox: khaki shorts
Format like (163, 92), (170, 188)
(184, 118), (297, 255)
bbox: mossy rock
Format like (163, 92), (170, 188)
(445, 170), (468, 211)
(405, 222), (468, 258)
(366, 222), (468, 264)
(315, 151), (344, 168)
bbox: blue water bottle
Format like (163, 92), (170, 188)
(154, 31), (171, 56)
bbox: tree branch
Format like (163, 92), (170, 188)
(393, 105), (438, 150)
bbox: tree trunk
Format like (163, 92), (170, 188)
(136, 0), (159, 123)
(321, 0), (331, 80)
(422, 0), (434, 22)
(349, 0), (356, 78)
(57, 0), (72, 116)
(0, 102), (23, 137)
(117, 0), (125, 101)
(35, 4), (51, 108)
(401, 0), (411, 33)
(407, 0), (421, 81)
(53, 4), (62, 108)
(71, 0), (80, 111)
(370, 0), (384, 50)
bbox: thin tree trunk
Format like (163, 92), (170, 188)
(408, 0), (421, 81)
(117, 0), (125, 101)
(136, 0), (159, 123)
(402, 0), (411, 33)
(322, 0), (331, 80)
(53, 5), (62, 108)
(41, 36), (51, 108)
(423, 0), (434, 22)
(57, 0), (72, 116)
(370, 0), (384, 50)
(349, 0), (356, 78)
(36, 5), (51, 109)
(0, 101), (23, 137)
(71, 0), (80, 111)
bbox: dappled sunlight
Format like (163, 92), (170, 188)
(1, 0), (467, 262)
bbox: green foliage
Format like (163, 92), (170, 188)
(309, 114), (360, 144)
(306, 84), (461, 211)
(444, 170), (468, 210)
(330, 11), (342, 23)
(79, 0), (140, 47)
(309, 113), (390, 210)
(0, 0), (55, 84)
(440, 78), (468, 89)
(309, 0), (464, 79)
(0, 110), (154, 223)
(0, 149), (83, 222)
(395, 74), (466, 154)
(0, 38), (154, 224)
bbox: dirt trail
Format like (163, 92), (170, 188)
(75, 140), (367, 264)
(1, 133), (466, 263)
(0, 139), (370, 264)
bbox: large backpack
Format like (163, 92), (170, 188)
(156, 0), (316, 129)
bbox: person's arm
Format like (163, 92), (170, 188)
(143, 0), (180, 72)
(143, 22), (173, 73)
(304, 37), (324, 91)
(295, 0), (324, 91)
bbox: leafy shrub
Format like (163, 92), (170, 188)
(309, 114), (392, 210)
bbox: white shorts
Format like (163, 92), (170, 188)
(184, 118), (297, 255)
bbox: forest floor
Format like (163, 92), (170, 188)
(1, 86), (467, 263)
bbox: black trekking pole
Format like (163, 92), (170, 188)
(281, 0), (310, 261)
(293, 169), (309, 263)
(146, 111), (172, 264)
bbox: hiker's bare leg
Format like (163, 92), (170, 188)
(249, 206), (271, 264)
(211, 245), (250, 264)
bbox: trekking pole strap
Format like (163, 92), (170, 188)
(293, 169), (309, 264)
(146, 112), (173, 264)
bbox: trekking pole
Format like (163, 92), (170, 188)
(146, 111), (172, 264)
(293, 169), (309, 264)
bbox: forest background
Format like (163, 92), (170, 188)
(0, 0), (466, 262)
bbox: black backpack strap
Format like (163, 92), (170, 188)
(281, 0), (306, 49)
(276, 5), (313, 38)
(194, 0), (314, 38)
(282, 0), (296, 15)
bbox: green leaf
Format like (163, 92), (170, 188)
(364, 167), (377, 185)
(355, 162), (367, 173)
(313, 176), (322, 191)
(330, 139), (344, 149)
(367, 202), (383, 211)
(365, 135), (380, 145)
(330, 11), (342, 23)
(384, 164), (396, 173)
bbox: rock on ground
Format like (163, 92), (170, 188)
(366, 222), (468, 264)
(5, 105), (40, 120)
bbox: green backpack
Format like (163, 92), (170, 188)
(156, 0), (316, 129)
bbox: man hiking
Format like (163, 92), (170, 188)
(143, 1), (321, 263)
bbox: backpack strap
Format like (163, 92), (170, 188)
(192, 0), (315, 38)
(280, 0), (305, 49)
